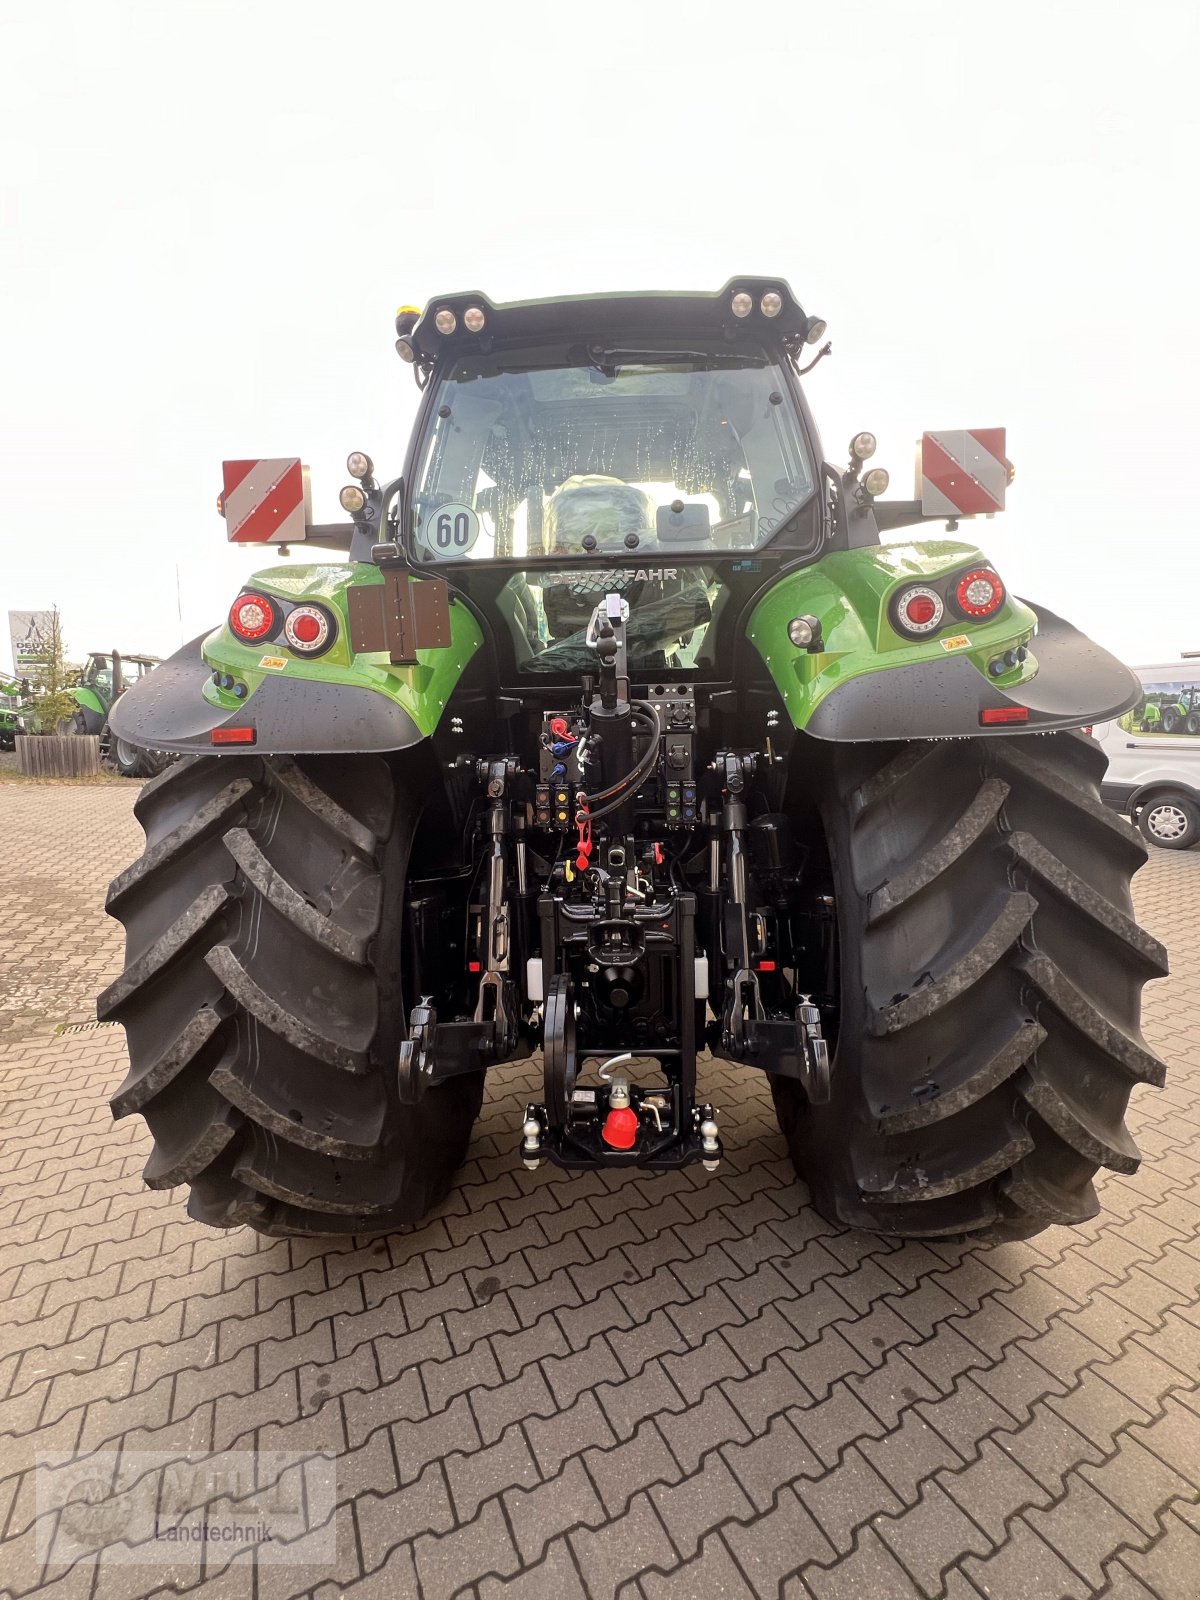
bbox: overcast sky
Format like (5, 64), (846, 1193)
(2, 0), (1197, 671)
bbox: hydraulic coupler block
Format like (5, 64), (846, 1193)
(535, 783), (572, 830)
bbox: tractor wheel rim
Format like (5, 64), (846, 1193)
(1147, 805), (1187, 840)
(115, 739), (138, 766)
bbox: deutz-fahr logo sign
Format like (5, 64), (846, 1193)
(621, 568), (678, 582)
(8, 610), (55, 672)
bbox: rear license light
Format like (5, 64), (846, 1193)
(980, 706), (1029, 725)
(954, 567), (1006, 619)
(212, 726), (256, 744)
(228, 592), (277, 642)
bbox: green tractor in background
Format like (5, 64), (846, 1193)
(0, 679), (30, 751)
(1151, 686), (1200, 735)
(59, 651), (169, 776)
(100, 279), (1167, 1243)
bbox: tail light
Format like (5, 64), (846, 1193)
(228, 592), (277, 642)
(283, 603), (336, 657)
(893, 584), (945, 637)
(954, 568), (1006, 619)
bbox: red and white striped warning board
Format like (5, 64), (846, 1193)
(919, 430), (1010, 518)
(221, 459), (310, 543)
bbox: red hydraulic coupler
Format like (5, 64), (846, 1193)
(575, 810), (593, 874)
(601, 1079), (639, 1150)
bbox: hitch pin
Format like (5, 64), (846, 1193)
(597, 1052), (633, 1083)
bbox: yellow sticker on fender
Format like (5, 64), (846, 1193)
(259, 655), (287, 670)
(940, 635), (971, 651)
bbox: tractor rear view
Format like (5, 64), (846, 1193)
(99, 280), (1166, 1241)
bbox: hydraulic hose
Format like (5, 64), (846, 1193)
(582, 703), (662, 822)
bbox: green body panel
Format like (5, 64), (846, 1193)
(72, 687), (107, 717)
(203, 548), (1034, 740)
(747, 540), (1038, 728)
(201, 563), (484, 736)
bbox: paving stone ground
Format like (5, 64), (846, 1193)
(1, 780), (1198, 1599)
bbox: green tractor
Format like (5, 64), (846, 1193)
(0, 679), (30, 751)
(59, 651), (169, 776)
(100, 280), (1167, 1243)
(1154, 686), (1200, 736)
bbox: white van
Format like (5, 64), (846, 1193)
(1094, 661), (1200, 848)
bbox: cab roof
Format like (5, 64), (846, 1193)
(407, 277), (820, 361)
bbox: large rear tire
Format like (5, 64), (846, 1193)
(773, 733), (1168, 1241)
(99, 752), (484, 1235)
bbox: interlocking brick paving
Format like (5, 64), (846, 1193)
(1, 782), (1198, 1598)
(0, 785), (138, 1040)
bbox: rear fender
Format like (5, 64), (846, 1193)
(108, 563), (483, 756)
(748, 541), (1140, 740)
(72, 687), (106, 718)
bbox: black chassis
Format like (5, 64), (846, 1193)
(393, 589), (836, 1178)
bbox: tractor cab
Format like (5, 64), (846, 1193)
(81, 652), (159, 709)
(398, 283), (828, 688)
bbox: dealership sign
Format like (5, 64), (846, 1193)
(8, 610), (55, 673)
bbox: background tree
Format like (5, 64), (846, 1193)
(26, 608), (80, 734)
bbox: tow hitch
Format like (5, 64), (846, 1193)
(520, 1080), (721, 1172)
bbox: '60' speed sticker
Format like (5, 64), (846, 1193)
(424, 502), (479, 558)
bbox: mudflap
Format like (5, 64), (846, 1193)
(108, 633), (424, 756)
(806, 601), (1141, 740)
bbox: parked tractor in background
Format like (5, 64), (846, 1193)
(0, 679), (29, 751)
(59, 652), (169, 776)
(100, 279), (1167, 1243)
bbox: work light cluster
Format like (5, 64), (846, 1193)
(729, 287), (827, 344)
(339, 451), (375, 515)
(395, 302), (488, 363)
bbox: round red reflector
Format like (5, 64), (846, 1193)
(228, 593), (275, 641)
(955, 568), (1005, 618)
(283, 603), (335, 655)
(893, 584), (944, 636)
